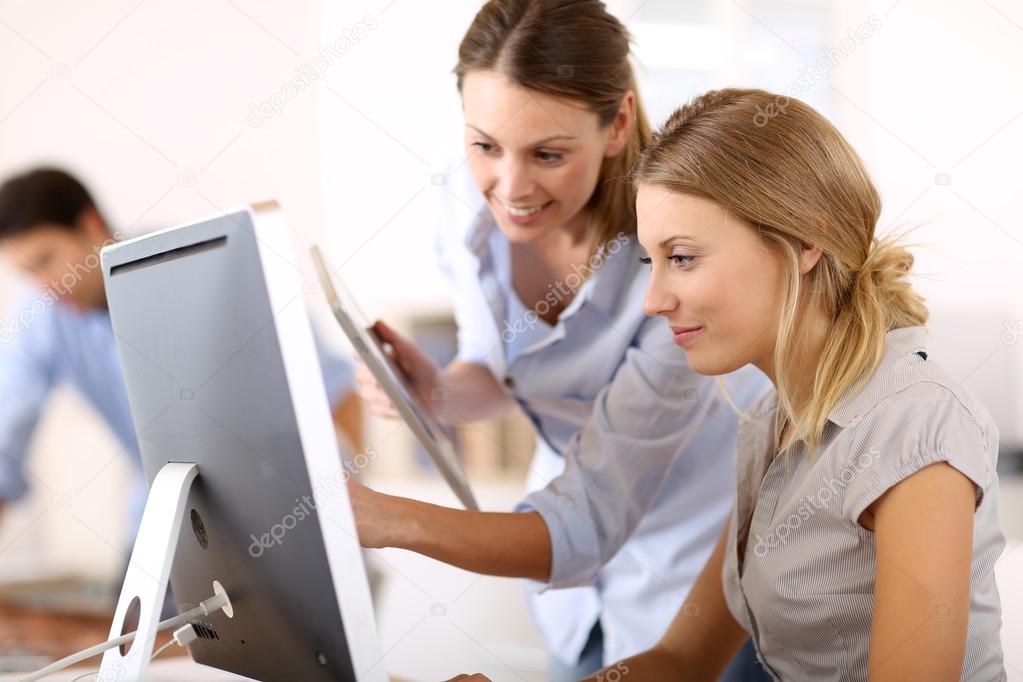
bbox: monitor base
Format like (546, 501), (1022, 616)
(99, 462), (199, 680)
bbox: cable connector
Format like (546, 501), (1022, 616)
(173, 623), (199, 648)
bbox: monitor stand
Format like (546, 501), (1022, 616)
(99, 462), (198, 680)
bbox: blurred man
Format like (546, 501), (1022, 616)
(0, 167), (361, 541)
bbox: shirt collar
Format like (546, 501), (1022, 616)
(826, 325), (929, 427)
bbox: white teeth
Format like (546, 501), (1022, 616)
(504, 201), (547, 217)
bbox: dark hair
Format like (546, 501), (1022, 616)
(0, 168), (96, 239)
(454, 0), (651, 252)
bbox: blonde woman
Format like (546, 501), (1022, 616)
(452, 88), (1006, 681)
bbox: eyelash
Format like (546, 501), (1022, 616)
(639, 255), (695, 268)
(471, 141), (563, 164)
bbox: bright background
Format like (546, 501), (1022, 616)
(0, 0), (1021, 680)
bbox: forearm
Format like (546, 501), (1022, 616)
(435, 361), (514, 424)
(581, 645), (684, 682)
(387, 494), (551, 582)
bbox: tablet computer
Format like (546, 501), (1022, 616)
(310, 246), (479, 511)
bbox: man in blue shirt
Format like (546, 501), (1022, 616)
(0, 168), (360, 541)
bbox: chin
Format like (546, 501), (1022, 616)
(494, 217), (557, 244)
(684, 348), (746, 377)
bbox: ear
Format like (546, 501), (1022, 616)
(76, 206), (112, 245)
(799, 241), (823, 274)
(604, 90), (637, 158)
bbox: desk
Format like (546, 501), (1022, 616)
(0, 658), (253, 681)
(0, 601), (189, 679)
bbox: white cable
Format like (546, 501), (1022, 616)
(66, 623), (202, 682)
(18, 591), (229, 682)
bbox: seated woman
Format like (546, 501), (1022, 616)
(452, 88), (1006, 681)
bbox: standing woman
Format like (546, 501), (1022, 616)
(350, 1), (769, 680)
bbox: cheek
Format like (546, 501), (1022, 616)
(551, 157), (600, 204)
(466, 155), (495, 192)
(724, 257), (786, 349)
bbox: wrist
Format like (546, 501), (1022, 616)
(385, 493), (428, 551)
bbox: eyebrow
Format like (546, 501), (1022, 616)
(658, 235), (699, 248)
(466, 124), (576, 147)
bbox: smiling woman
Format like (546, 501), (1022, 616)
(348, 2), (771, 681)
(454, 0), (650, 259)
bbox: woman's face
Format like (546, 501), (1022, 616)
(460, 70), (627, 244)
(637, 185), (787, 378)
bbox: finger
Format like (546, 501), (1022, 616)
(372, 320), (416, 368)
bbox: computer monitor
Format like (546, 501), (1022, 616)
(98, 202), (386, 681)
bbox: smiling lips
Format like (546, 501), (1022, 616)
(495, 197), (554, 225)
(671, 325), (703, 346)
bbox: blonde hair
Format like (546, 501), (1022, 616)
(455, 0), (652, 253)
(634, 88), (928, 452)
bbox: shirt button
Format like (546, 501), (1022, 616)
(504, 376), (515, 389)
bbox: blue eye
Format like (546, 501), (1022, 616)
(639, 255), (694, 268)
(536, 150), (562, 163)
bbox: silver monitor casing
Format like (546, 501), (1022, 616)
(99, 202), (385, 681)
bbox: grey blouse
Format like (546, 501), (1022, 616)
(722, 326), (1005, 681)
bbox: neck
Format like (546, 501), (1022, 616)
(755, 306), (832, 416)
(520, 211), (591, 269)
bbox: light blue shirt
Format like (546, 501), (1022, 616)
(0, 289), (355, 542)
(434, 181), (772, 666)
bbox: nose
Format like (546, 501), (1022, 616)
(643, 269), (678, 318)
(497, 156), (535, 202)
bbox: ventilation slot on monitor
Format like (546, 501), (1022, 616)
(110, 236), (227, 276)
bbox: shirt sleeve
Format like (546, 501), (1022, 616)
(841, 382), (997, 524)
(514, 316), (738, 589)
(0, 298), (59, 502)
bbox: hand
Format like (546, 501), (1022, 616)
(444, 675), (492, 681)
(347, 477), (410, 549)
(355, 320), (445, 421)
